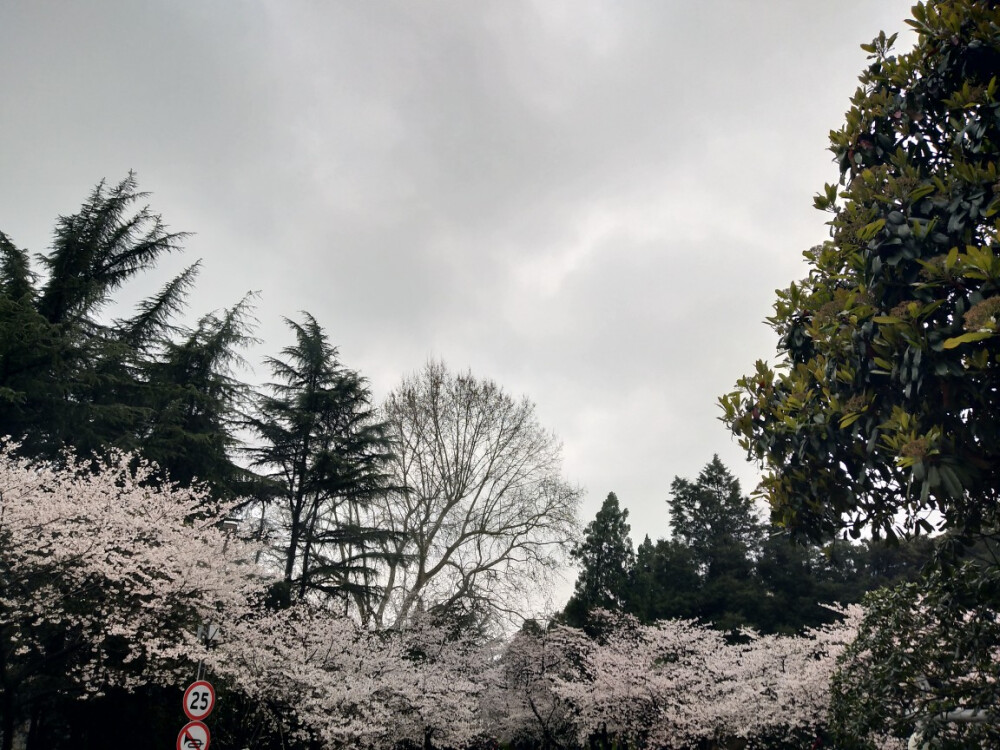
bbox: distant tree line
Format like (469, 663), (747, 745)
(562, 456), (934, 635)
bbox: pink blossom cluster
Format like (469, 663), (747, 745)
(0, 444), (265, 700)
(1, 446), (907, 748)
(207, 607), (494, 748)
(483, 610), (908, 749)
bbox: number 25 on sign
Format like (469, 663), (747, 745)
(183, 680), (215, 721)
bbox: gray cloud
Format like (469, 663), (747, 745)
(1, 0), (917, 589)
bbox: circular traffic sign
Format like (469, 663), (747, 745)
(176, 720), (211, 750)
(182, 680), (216, 721)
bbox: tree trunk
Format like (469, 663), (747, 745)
(1, 692), (14, 750)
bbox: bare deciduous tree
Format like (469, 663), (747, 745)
(372, 361), (580, 631)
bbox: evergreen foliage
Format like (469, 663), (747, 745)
(626, 535), (700, 625)
(245, 313), (399, 612)
(0, 174), (185, 459)
(564, 456), (933, 635)
(667, 456), (764, 631)
(562, 492), (634, 627)
(721, 0), (1000, 546)
(140, 293), (259, 498)
(0, 174), (252, 497)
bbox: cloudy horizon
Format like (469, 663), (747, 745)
(1, 0), (917, 604)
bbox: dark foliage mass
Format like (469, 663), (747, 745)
(0, 173), (255, 498)
(563, 456), (933, 636)
(721, 0), (1000, 745)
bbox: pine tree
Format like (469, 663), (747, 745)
(0, 174), (189, 459)
(563, 492), (634, 627)
(246, 313), (399, 615)
(667, 456), (765, 631)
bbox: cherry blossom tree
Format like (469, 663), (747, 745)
(548, 612), (732, 747)
(0, 438), (918, 750)
(514, 608), (897, 750)
(0, 440), (491, 749)
(721, 611), (867, 747)
(482, 621), (584, 748)
(384, 614), (496, 748)
(209, 607), (495, 749)
(0, 443), (265, 750)
(207, 604), (395, 747)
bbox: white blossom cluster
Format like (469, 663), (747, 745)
(486, 611), (905, 749)
(1, 445), (906, 748)
(0, 444), (264, 699)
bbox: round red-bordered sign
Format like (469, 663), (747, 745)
(182, 680), (216, 721)
(176, 720), (210, 750)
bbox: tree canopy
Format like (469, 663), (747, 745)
(245, 313), (398, 611)
(0, 174), (186, 460)
(374, 361), (581, 632)
(721, 0), (1000, 545)
(722, 2), (1000, 745)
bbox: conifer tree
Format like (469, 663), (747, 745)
(666, 457), (765, 631)
(140, 294), (259, 498)
(246, 313), (399, 614)
(625, 535), (700, 624)
(0, 174), (188, 459)
(668, 456), (763, 572)
(563, 492), (634, 626)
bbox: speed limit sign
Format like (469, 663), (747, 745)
(182, 680), (216, 721)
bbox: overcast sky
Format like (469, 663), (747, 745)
(1, 1), (917, 601)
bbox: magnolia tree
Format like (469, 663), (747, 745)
(831, 563), (1000, 749)
(719, 3), (1000, 743)
(0, 443), (266, 750)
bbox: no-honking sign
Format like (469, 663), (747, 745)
(176, 720), (211, 750)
